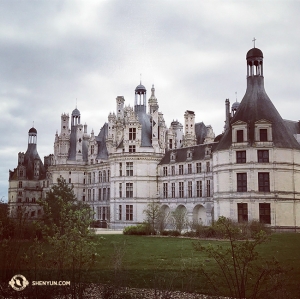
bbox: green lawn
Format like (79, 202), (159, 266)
(1, 233), (300, 297)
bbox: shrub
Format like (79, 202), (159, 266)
(123, 224), (152, 235)
(161, 230), (181, 236)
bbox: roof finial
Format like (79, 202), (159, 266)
(252, 37), (256, 48)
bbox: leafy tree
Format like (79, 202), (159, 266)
(194, 216), (286, 299)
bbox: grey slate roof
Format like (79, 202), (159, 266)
(137, 110), (152, 147)
(216, 75), (300, 151)
(159, 143), (218, 165)
(96, 123), (109, 160)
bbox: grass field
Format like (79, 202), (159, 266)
(1, 233), (300, 297)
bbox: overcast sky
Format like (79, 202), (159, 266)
(1, 0), (300, 200)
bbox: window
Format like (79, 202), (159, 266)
(93, 172), (96, 183)
(206, 162), (210, 172)
(260, 129), (268, 141)
(18, 181), (22, 188)
(188, 164), (192, 174)
(206, 180), (211, 197)
(103, 188), (106, 201)
(196, 163), (202, 173)
(92, 189), (95, 201)
(163, 183), (168, 198)
(18, 198), (22, 203)
(91, 145), (94, 155)
(258, 173), (270, 192)
(19, 169), (24, 177)
(237, 130), (244, 142)
(171, 183), (175, 198)
(99, 171), (102, 183)
(188, 181), (192, 197)
(129, 145), (136, 152)
(163, 166), (168, 176)
(103, 170), (106, 182)
(169, 139), (173, 149)
(102, 207), (106, 220)
(107, 170), (110, 182)
(119, 183), (122, 198)
(98, 188), (102, 200)
(237, 173), (247, 192)
(236, 151), (246, 163)
(126, 205), (133, 221)
(126, 162), (133, 176)
(119, 205), (122, 220)
(97, 207), (101, 220)
(179, 182), (184, 198)
(119, 163), (123, 176)
(126, 183), (133, 198)
(196, 181), (203, 197)
(107, 188), (110, 200)
(69, 178), (71, 184)
(129, 128), (136, 140)
(88, 189), (91, 201)
(238, 203), (248, 222)
(171, 166), (175, 176)
(258, 150), (269, 163)
(259, 203), (271, 224)
(82, 195), (85, 201)
(179, 165), (183, 175)
(88, 173), (91, 184)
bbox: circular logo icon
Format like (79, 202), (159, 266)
(9, 274), (29, 291)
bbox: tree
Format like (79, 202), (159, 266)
(193, 217), (286, 299)
(40, 177), (92, 236)
(172, 207), (188, 234)
(143, 200), (163, 234)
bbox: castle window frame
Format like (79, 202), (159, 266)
(119, 163), (123, 176)
(259, 203), (271, 224)
(237, 173), (247, 192)
(232, 120), (248, 144)
(206, 180), (211, 197)
(206, 162), (210, 172)
(129, 145), (136, 153)
(187, 163), (192, 174)
(254, 119), (272, 143)
(238, 203), (248, 222)
(196, 163), (202, 173)
(126, 183), (133, 198)
(188, 181), (192, 197)
(18, 181), (22, 188)
(126, 205), (133, 221)
(179, 165), (184, 175)
(126, 162), (133, 176)
(171, 182), (175, 198)
(171, 166), (175, 176)
(119, 205), (122, 221)
(129, 128), (136, 140)
(196, 181), (203, 197)
(257, 150), (269, 163)
(258, 172), (270, 192)
(163, 183), (168, 198)
(236, 151), (246, 163)
(170, 151), (176, 162)
(163, 166), (168, 176)
(179, 182), (184, 198)
(119, 183), (122, 198)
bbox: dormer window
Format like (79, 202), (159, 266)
(254, 120), (272, 144)
(259, 129), (268, 141)
(129, 128), (136, 140)
(187, 150), (193, 160)
(237, 130), (244, 142)
(232, 121), (248, 145)
(170, 151), (176, 162)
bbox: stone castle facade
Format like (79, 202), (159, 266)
(8, 47), (300, 230)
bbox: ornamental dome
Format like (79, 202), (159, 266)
(72, 108), (80, 116)
(28, 127), (37, 134)
(232, 101), (240, 110)
(135, 84), (146, 94)
(246, 48), (263, 59)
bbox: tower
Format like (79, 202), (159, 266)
(183, 110), (196, 147)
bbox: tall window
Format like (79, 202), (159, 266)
(129, 128), (136, 140)
(18, 181), (22, 188)
(259, 203), (271, 224)
(237, 130), (244, 142)
(126, 183), (133, 198)
(98, 188), (102, 201)
(119, 163), (123, 176)
(196, 162), (202, 173)
(88, 189), (91, 201)
(237, 173), (247, 192)
(103, 170), (106, 182)
(171, 166), (175, 176)
(237, 203), (248, 222)
(126, 162), (133, 176)
(126, 205), (133, 221)
(171, 183), (175, 198)
(93, 172), (95, 183)
(188, 181), (192, 197)
(97, 207), (101, 220)
(88, 173), (91, 184)
(206, 180), (211, 197)
(179, 182), (184, 198)
(103, 188), (106, 201)
(236, 151), (246, 163)
(258, 172), (270, 192)
(107, 188), (110, 200)
(258, 150), (269, 163)
(259, 129), (268, 141)
(119, 205), (122, 221)
(169, 139), (173, 149)
(107, 170), (110, 182)
(163, 183), (168, 198)
(163, 166), (168, 176)
(99, 171), (102, 183)
(196, 181), (203, 197)
(179, 165), (183, 175)
(119, 183), (122, 198)
(92, 189), (95, 201)
(206, 162), (210, 172)
(129, 145), (136, 152)
(188, 164), (192, 174)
